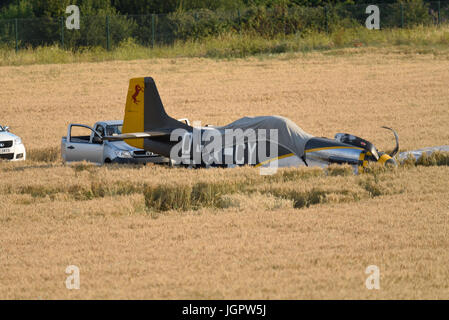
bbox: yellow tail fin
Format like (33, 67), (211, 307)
(121, 77), (192, 151)
(122, 77), (145, 149)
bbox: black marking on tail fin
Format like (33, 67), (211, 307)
(143, 77), (192, 131)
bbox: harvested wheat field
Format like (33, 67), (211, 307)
(1, 48), (449, 299)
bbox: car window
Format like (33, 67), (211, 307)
(95, 125), (105, 137)
(70, 125), (94, 143)
(106, 125), (122, 136)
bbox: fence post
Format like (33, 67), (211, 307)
(400, 3), (404, 28)
(106, 15), (110, 50)
(151, 14), (155, 48)
(14, 18), (18, 52)
(438, 1), (441, 25)
(237, 9), (241, 33)
(60, 16), (65, 48)
(324, 6), (328, 33)
(283, 7), (286, 36)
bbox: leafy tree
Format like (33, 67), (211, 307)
(111, 0), (179, 14)
(0, 0), (34, 19)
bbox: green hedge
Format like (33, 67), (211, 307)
(0, 1), (446, 50)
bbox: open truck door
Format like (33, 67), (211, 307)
(64, 124), (104, 164)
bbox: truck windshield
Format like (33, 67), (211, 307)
(106, 125), (123, 136)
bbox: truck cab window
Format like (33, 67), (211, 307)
(70, 125), (94, 143)
(106, 125), (122, 136)
(95, 125), (105, 137)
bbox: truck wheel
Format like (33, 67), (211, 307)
(104, 158), (112, 164)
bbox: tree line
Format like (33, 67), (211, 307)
(0, 0), (442, 50)
(0, 1), (419, 18)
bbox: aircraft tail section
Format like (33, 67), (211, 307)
(122, 77), (191, 149)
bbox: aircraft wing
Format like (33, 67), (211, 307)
(102, 130), (171, 141)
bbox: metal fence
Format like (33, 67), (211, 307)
(1, 1), (448, 51)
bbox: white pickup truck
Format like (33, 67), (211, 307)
(61, 120), (188, 165)
(0, 124), (26, 161)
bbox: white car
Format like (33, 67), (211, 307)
(0, 125), (26, 161)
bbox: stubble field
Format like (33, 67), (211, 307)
(1, 48), (448, 299)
